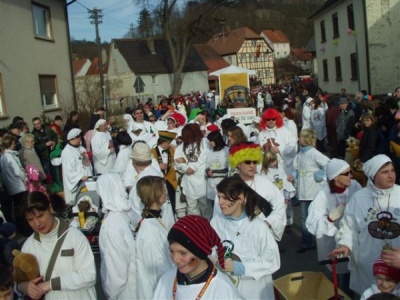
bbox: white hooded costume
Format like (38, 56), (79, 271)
(97, 173), (137, 300)
(335, 155), (400, 294)
(91, 119), (116, 175)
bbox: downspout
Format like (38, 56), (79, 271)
(362, 0), (371, 94)
(65, 0), (78, 111)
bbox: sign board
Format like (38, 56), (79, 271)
(133, 76), (145, 93)
(227, 107), (256, 125)
(220, 73), (248, 100)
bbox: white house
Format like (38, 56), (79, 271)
(310, 0), (400, 95)
(260, 29), (291, 60)
(0, 0), (75, 127)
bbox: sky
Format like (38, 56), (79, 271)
(67, 0), (141, 42)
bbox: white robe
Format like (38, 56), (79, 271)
(135, 218), (174, 300)
(174, 139), (210, 199)
(311, 104), (328, 140)
(294, 147), (330, 201)
(153, 268), (244, 300)
(91, 131), (116, 175)
(302, 98), (313, 129)
(257, 126), (297, 176)
(61, 144), (93, 204)
(360, 283), (400, 300)
(123, 158), (161, 190)
(213, 174), (286, 241)
(211, 215), (280, 300)
(128, 165), (175, 228)
(335, 182), (400, 294)
(283, 118), (298, 174)
(97, 174), (136, 300)
(206, 147), (229, 200)
(22, 220), (97, 299)
(112, 145), (131, 177)
(306, 180), (361, 274)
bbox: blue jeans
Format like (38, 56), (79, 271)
(300, 201), (314, 249)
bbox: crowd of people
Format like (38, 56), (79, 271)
(0, 84), (400, 299)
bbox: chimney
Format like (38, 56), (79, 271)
(147, 37), (156, 55)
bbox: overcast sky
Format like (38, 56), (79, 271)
(67, 0), (140, 42)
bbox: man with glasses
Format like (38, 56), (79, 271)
(213, 141), (286, 241)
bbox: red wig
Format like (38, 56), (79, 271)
(260, 108), (283, 129)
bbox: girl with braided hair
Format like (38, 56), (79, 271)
(211, 176), (280, 300)
(154, 215), (242, 300)
(135, 176), (174, 300)
(174, 124), (212, 219)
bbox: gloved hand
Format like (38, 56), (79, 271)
(327, 205), (345, 222)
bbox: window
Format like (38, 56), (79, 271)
(32, 3), (52, 39)
(250, 54), (255, 62)
(265, 70), (270, 78)
(241, 53), (247, 62)
(251, 40), (257, 47)
(264, 53), (269, 61)
(323, 59), (328, 81)
(347, 5), (355, 30)
(320, 20), (326, 42)
(39, 75), (58, 108)
(335, 56), (342, 81)
(0, 73), (6, 116)
(332, 13), (339, 38)
(258, 70), (263, 78)
(350, 53), (358, 80)
(227, 56), (232, 64)
(151, 75), (157, 84)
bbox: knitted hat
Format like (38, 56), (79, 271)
(373, 257), (400, 282)
(158, 130), (177, 142)
(229, 142), (263, 168)
(326, 159), (350, 181)
(130, 142), (153, 161)
(67, 128), (81, 140)
(168, 215), (225, 269)
(363, 154), (392, 180)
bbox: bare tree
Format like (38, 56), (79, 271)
(135, 0), (237, 95)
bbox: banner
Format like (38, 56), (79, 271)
(227, 107), (256, 124)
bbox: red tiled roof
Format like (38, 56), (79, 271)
(207, 27), (262, 55)
(291, 48), (313, 61)
(72, 59), (88, 76)
(193, 44), (230, 79)
(261, 29), (289, 43)
(86, 57), (109, 75)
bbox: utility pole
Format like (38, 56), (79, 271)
(89, 8), (106, 112)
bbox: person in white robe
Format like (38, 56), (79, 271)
(310, 98), (328, 152)
(96, 173), (136, 300)
(91, 119), (116, 175)
(134, 176), (174, 299)
(306, 159), (361, 295)
(131, 107), (158, 147)
(302, 96), (314, 130)
(154, 215), (243, 300)
(257, 108), (297, 176)
(127, 141), (174, 228)
(330, 155), (400, 296)
(61, 129), (92, 205)
(214, 142), (286, 241)
(211, 176), (280, 300)
(19, 192), (96, 299)
(111, 131), (132, 177)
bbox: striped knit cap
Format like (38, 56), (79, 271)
(168, 215), (225, 269)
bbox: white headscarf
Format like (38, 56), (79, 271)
(96, 173), (131, 213)
(326, 159), (350, 181)
(363, 154), (392, 180)
(94, 119), (107, 133)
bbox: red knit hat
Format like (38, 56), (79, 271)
(168, 215), (225, 269)
(260, 108), (283, 129)
(373, 257), (400, 282)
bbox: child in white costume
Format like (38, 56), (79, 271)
(97, 174), (136, 300)
(361, 258), (400, 300)
(135, 176), (174, 300)
(153, 215), (243, 300)
(211, 176), (280, 300)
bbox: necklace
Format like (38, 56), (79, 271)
(375, 194), (391, 214)
(147, 212), (169, 231)
(172, 266), (215, 300)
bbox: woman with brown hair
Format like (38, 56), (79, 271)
(174, 123), (211, 219)
(227, 126), (247, 147)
